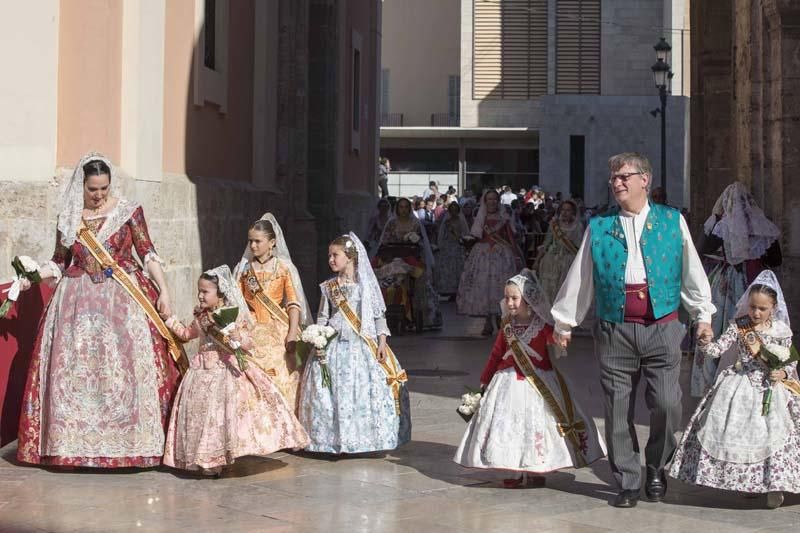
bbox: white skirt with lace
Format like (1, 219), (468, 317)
(453, 368), (605, 472)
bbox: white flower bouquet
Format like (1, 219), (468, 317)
(0, 256), (43, 319)
(298, 324), (338, 390)
(760, 343), (800, 415)
(457, 387), (483, 422)
(403, 232), (421, 244)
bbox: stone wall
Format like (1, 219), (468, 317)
(691, 0), (800, 326)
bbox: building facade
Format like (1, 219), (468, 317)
(0, 0), (381, 315)
(381, 0), (691, 207)
(691, 0), (800, 325)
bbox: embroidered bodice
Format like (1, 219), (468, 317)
(381, 217), (422, 244)
(481, 318), (553, 385)
(317, 280), (390, 339)
(51, 204), (160, 283)
(239, 259), (300, 324)
(701, 318), (796, 391)
(167, 311), (254, 370)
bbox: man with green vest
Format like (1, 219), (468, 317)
(552, 153), (715, 508)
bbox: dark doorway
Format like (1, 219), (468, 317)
(569, 135), (585, 199)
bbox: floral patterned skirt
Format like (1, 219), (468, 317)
(250, 321), (301, 414)
(17, 273), (180, 468)
(163, 352), (309, 470)
(454, 368), (605, 472)
(457, 243), (520, 317)
(670, 378), (800, 493)
(434, 237), (465, 295)
(298, 333), (411, 454)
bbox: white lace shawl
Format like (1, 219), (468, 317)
(702, 182), (780, 265)
(348, 232), (385, 342)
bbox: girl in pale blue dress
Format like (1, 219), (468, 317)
(299, 232), (411, 453)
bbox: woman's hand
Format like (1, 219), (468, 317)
(18, 278), (32, 292)
(377, 338), (388, 363)
(769, 369), (787, 383)
(284, 327), (299, 355)
(157, 293), (172, 318)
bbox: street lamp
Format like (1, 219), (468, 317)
(651, 38), (672, 196)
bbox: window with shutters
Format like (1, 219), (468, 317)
(472, 0), (548, 100)
(556, 0), (601, 94)
(448, 75), (460, 124)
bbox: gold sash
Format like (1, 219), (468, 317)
(325, 280), (407, 415)
(551, 222), (579, 255)
(200, 313), (276, 377)
(243, 269), (290, 326)
(736, 318), (800, 396)
(503, 321), (587, 467)
(77, 225), (189, 374)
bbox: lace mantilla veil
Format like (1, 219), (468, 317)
(346, 232), (386, 342)
(735, 270), (791, 331)
(57, 152), (142, 249)
(205, 265), (254, 326)
(502, 268), (554, 326)
(233, 213), (313, 325)
(702, 182), (780, 266)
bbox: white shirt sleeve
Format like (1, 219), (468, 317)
(679, 215), (716, 323)
(551, 226), (595, 336)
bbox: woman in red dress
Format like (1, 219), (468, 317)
(16, 153), (181, 468)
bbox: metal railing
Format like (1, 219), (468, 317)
(381, 113), (404, 127)
(430, 113), (459, 127)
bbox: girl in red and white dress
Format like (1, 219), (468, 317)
(454, 269), (605, 487)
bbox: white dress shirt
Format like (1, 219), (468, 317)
(551, 203), (716, 336)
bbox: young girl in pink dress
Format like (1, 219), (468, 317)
(163, 266), (308, 475)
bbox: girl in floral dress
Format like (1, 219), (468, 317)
(454, 269), (605, 487)
(299, 233), (411, 454)
(163, 266), (308, 475)
(457, 190), (524, 336)
(670, 271), (800, 509)
(234, 214), (312, 413)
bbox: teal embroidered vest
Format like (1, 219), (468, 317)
(589, 203), (683, 323)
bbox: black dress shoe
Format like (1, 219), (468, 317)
(644, 469), (667, 502)
(612, 489), (640, 508)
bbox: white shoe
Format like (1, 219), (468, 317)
(766, 491), (784, 509)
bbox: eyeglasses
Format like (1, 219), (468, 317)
(608, 172), (644, 185)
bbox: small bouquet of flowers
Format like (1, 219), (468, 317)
(760, 343), (800, 416)
(403, 232), (421, 244)
(0, 256), (43, 319)
(457, 386), (483, 422)
(211, 306), (249, 372)
(298, 325), (338, 390)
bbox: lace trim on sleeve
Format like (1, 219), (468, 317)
(41, 260), (62, 284)
(143, 251), (166, 267)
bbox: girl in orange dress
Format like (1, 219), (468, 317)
(234, 213), (312, 413)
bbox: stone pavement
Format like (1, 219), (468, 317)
(1, 302), (799, 532)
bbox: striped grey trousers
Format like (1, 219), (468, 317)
(594, 319), (684, 491)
